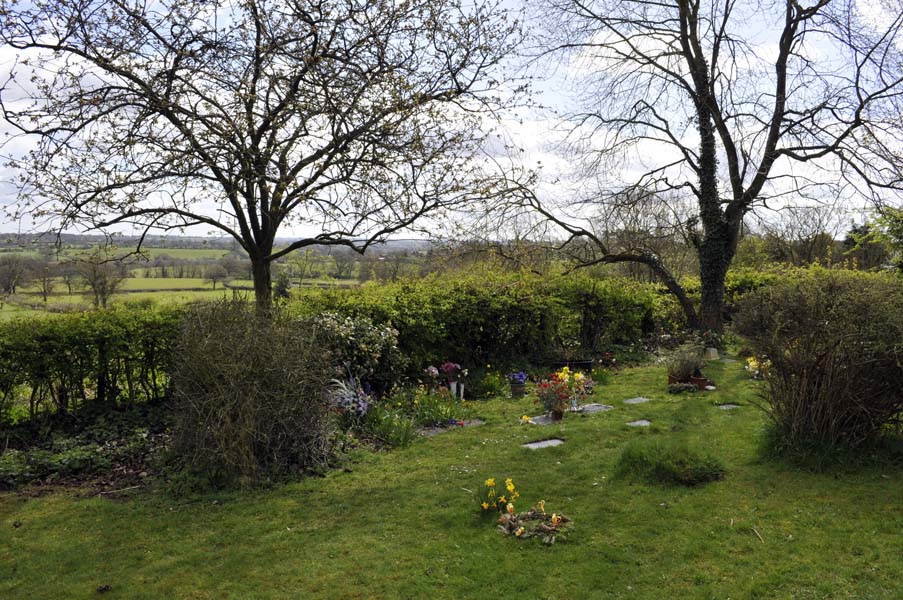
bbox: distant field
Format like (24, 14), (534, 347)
(58, 246), (238, 260)
(120, 277), (213, 291)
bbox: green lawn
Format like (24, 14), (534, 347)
(2, 360), (902, 598)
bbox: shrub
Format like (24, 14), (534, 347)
(170, 301), (334, 485)
(666, 344), (704, 381)
(615, 438), (725, 486)
(301, 312), (405, 395)
(466, 369), (511, 400)
(362, 404), (417, 447)
(735, 269), (903, 448)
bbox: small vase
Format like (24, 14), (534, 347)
(458, 383), (465, 401)
(510, 383), (526, 398)
(550, 409), (564, 422)
(450, 381), (458, 397)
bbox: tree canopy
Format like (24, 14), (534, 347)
(0, 0), (521, 307)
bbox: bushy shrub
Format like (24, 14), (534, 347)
(170, 301), (334, 485)
(735, 269), (903, 448)
(615, 438), (725, 486)
(301, 312), (405, 394)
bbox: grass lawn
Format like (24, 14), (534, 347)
(2, 359), (902, 598)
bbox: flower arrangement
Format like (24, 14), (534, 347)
(535, 372), (571, 414)
(440, 361), (467, 382)
(535, 367), (592, 414)
(507, 371), (528, 385)
(328, 378), (372, 418)
(478, 477), (520, 514)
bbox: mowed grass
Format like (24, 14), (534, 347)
(2, 359), (903, 599)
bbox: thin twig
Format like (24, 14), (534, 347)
(98, 485), (141, 496)
(752, 527), (765, 544)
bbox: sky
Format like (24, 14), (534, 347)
(0, 0), (898, 241)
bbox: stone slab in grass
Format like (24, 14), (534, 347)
(527, 415), (555, 425)
(623, 397), (651, 405)
(522, 438), (565, 450)
(719, 358), (738, 363)
(418, 419), (485, 436)
(717, 404), (740, 410)
(626, 419), (652, 427)
(573, 403), (614, 414)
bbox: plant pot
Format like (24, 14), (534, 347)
(689, 375), (713, 390)
(510, 383), (526, 398)
(550, 409), (564, 422)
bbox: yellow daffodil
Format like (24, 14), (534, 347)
(520, 415), (531, 423)
(551, 513), (561, 527)
(515, 527), (525, 537)
(507, 503), (515, 515)
(485, 478), (495, 487)
(536, 499), (545, 514)
(505, 478), (515, 493)
(499, 495), (506, 504)
(481, 502), (489, 510)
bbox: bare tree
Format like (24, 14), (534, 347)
(756, 204), (842, 266)
(0, 255), (31, 295)
(204, 264), (230, 290)
(514, 0), (903, 331)
(329, 248), (357, 280)
(33, 257), (58, 303)
(0, 0), (521, 310)
(77, 251), (129, 309)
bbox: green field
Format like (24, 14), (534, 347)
(2, 359), (902, 598)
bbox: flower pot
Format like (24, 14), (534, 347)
(550, 409), (564, 422)
(689, 375), (713, 390)
(510, 383), (526, 398)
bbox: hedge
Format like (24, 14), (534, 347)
(0, 306), (183, 424)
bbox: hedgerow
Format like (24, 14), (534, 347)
(290, 270), (660, 372)
(0, 306), (182, 425)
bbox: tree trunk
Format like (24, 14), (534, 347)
(251, 258), (272, 312)
(699, 243), (728, 333)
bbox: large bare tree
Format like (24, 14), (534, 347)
(516, 0), (903, 331)
(0, 0), (520, 309)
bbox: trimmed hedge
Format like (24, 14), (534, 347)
(290, 271), (661, 371)
(0, 307), (182, 424)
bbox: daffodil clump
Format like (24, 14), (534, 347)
(479, 477), (520, 514)
(745, 356), (771, 380)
